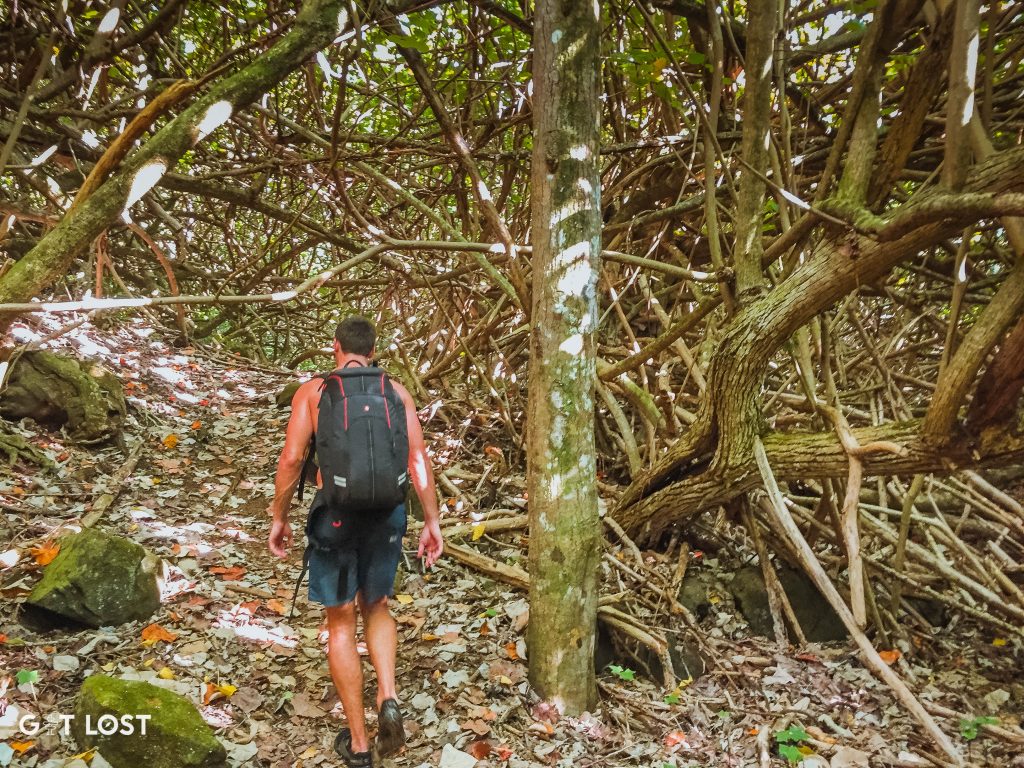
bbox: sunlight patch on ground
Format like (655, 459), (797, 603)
(214, 604), (298, 648)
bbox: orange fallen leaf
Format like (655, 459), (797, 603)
(202, 683), (218, 705)
(140, 623), (178, 646)
(505, 641), (519, 660)
(30, 541), (61, 566)
(10, 742), (34, 754)
(467, 740), (492, 759)
(495, 745), (514, 760)
(0, 633), (7, 643)
(665, 731), (689, 748)
(162, 433), (179, 449)
(879, 649), (901, 665)
(267, 598), (286, 615)
(209, 565), (247, 581)
(202, 682), (237, 705)
(191, 420), (202, 430)
(483, 445), (503, 460)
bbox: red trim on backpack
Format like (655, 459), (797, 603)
(343, 398), (348, 430)
(380, 374), (392, 429)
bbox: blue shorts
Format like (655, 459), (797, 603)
(306, 494), (407, 607)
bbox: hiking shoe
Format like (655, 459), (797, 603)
(334, 728), (373, 768)
(376, 699), (406, 757)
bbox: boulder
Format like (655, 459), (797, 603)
(73, 676), (226, 768)
(0, 350), (125, 444)
(677, 568), (720, 621)
(25, 528), (160, 628)
(275, 380), (302, 408)
(729, 565), (847, 643)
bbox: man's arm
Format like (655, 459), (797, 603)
(395, 382), (443, 566)
(268, 379), (318, 557)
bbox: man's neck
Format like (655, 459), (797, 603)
(335, 352), (370, 369)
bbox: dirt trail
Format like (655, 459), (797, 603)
(2, 323), (1023, 768)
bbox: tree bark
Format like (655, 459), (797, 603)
(526, 0), (602, 714)
(616, 417), (1024, 540)
(733, 0), (776, 298)
(0, 0), (347, 332)
(615, 144), (1024, 537)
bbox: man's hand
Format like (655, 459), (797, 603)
(417, 520), (443, 569)
(269, 518), (293, 558)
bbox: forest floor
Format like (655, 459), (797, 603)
(2, 320), (1023, 768)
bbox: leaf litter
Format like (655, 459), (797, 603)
(1, 321), (1023, 767)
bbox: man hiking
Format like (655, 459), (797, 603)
(268, 316), (444, 767)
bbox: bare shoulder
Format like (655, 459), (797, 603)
(291, 376), (324, 408)
(389, 379), (417, 410)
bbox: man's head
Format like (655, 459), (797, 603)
(334, 316), (376, 358)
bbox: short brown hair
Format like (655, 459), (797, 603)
(335, 316), (376, 356)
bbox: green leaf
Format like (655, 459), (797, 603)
(389, 33), (429, 53)
(485, 607), (498, 618)
(607, 664), (636, 681)
(664, 692), (681, 705)
(16, 669), (40, 686)
(774, 725), (809, 744)
(778, 744), (803, 763)
(716, 709), (732, 719)
(960, 716), (999, 741)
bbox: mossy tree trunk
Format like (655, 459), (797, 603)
(0, 0), (346, 333)
(526, 0), (602, 714)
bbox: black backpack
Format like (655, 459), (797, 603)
(314, 364), (409, 513)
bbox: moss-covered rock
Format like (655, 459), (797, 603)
(0, 350), (126, 444)
(275, 380), (302, 408)
(73, 676), (226, 768)
(25, 528), (160, 628)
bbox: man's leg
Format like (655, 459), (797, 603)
(359, 594), (398, 708)
(325, 602), (369, 753)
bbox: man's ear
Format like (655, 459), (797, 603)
(332, 339), (341, 354)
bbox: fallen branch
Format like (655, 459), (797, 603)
(752, 436), (963, 765)
(82, 440), (144, 528)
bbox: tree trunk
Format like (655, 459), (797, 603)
(615, 144), (1024, 538)
(732, 0), (776, 298)
(526, 0), (602, 714)
(0, 0), (346, 332)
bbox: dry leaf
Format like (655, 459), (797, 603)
(471, 523), (485, 541)
(462, 718), (491, 736)
(209, 565), (246, 581)
(467, 740), (492, 759)
(140, 623), (178, 646)
(162, 433), (179, 449)
(157, 667), (175, 680)
(395, 594), (414, 605)
(30, 541), (60, 566)
(505, 641), (519, 660)
(191, 420), (202, 430)
(10, 741), (34, 754)
(266, 598), (286, 615)
(665, 731), (690, 749)
(290, 692), (327, 718)
(879, 649), (901, 665)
